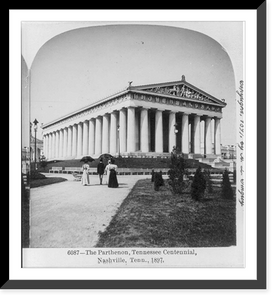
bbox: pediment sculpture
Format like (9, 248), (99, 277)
(142, 84), (214, 103)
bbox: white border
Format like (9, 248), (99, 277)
(10, 9), (257, 281)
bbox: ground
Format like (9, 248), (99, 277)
(27, 173), (236, 248)
(29, 173), (149, 248)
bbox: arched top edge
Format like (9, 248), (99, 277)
(26, 22), (235, 70)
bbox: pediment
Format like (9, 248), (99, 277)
(130, 79), (226, 106)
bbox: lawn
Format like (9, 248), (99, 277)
(29, 171), (67, 188)
(96, 179), (236, 248)
(30, 177), (67, 188)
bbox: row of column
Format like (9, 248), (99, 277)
(43, 107), (221, 160)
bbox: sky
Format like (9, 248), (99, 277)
(25, 23), (241, 145)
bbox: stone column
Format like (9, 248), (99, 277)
(67, 126), (72, 157)
(52, 132), (56, 159)
(168, 111), (176, 153)
(140, 108), (149, 152)
(193, 115), (201, 154)
(95, 117), (102, 155)
(62, 128), (67, 158)
(44, 135), (48, 159)
(55, 131), (60, 159)
(204, 117), (212, 155)
(42, 135), (45, 159)
(127, 107), (136, 152)
(52, 132), (55, 159)
(119, 109), (127, 153)
(72, 124), (77, 157)
(77, 122), (83, 157)
(48, 133), (52, 159)
(102, 114), (109, 153)
(59, 129), (63, 159)
(135, 110), (140, 151)
(155, 110), (163, 153)
(82, 120), (89, 156)
(214, 117), (221, 155)
(181, 113), (189, 154)
(88, 119), (95, 156)
(110, 111), (117, 154)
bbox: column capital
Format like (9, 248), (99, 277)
(202, 114), (212, 119)
(190, 112), (204, 116)
(110, 109), (119, 114)
(150, 107), (166, 112)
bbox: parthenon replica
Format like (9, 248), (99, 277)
(42, 75), (226, 160)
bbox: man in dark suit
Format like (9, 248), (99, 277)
(97, 158), (105, 185)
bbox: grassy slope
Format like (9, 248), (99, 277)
(96, 179), (236, 248)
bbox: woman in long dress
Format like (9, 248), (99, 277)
(81, 161), (90, 186)
(105, 159), (118, 188)
(104, 160), (111, 185)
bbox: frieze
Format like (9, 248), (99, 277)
(131, 92), (221, 112)
(144, 83), (214, 103)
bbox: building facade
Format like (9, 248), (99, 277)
(30, 135), (44, 161)
(221, 144), (236, 159)
(42, 76), (226, 160)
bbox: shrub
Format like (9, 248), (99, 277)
(204, 169), (213, 194)
(168, 155), (188, 194)
(153, 171), (164, 191)
(151, 169), (155, 182)
(30, 170), (47, 180)
(39, 155), (48, 170)
(191, 166), (206, 201)
(221, 169), (234, 200)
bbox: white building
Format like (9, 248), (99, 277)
(42, 76), (226, 160)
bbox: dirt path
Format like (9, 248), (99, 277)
(30, 173), (150, 248)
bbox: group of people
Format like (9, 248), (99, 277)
(81, 158), (119, 188)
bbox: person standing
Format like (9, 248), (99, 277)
(97, 158), (105, 185)
(81, 161), (90, 186)
(105, 159), (118, 188)
(104, 160), (111, 185)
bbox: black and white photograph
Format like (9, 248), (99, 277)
(21, 20), (245, 268)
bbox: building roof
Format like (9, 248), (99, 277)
(42, 75), (226, 129)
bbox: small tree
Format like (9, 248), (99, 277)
(204, 169), (213, 194)
(191, 166), (206, 201)
(151, 169), (155, 182)
(153, 171), (164, 191)
(168, 154), (188, 194)
(221, 169), (234, 200)
(39, 155), (48, 170)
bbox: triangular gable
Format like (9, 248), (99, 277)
(130, 77), (226, 107)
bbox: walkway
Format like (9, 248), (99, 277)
(30, 173), (150, 248)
